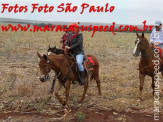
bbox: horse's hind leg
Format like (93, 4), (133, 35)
(138, 72), (145, 101)
(65, 80), (71, 109)
(78, 77), (88, 103)
(54, 81), (65, 106)
(93, 73), (101, 95)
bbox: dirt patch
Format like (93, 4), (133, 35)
(0, 109), (162, 122)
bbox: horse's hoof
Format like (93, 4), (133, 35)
(62, 101), (66, 106)
(136, 99), (141, 106)
(49, 90), (54, 94)
(137, 99), (141, 102)
(63, 108), (71, 121)
(64, 108), (71, 113)
(72, 81), (77, 84)
(64, 105), (68, 109)
(137, 98), (142, 102)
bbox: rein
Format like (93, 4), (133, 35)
(138, 62), (154, 70)
(48, 55), (72, 93)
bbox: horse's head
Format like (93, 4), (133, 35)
(133, 32), (149, 57)
(47, 45), (63, 55)
(47, 45), (56, 55)
(37, 52), (52, 82)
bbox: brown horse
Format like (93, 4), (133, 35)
(133, 33), (162, 101)
(37, 52), (101, 109)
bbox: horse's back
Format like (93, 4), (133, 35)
(85, 54), (99, 66)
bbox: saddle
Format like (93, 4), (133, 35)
(68, 54), (95, 73)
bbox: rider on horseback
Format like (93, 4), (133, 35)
(150, 21), (163, 47)
(65, 23), (85, 85)
(150, 21), (163, 71)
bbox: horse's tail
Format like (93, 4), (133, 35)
(93, 58), (100, 79)
(90, 74), (94, 81)
(86, 54), (101, 94)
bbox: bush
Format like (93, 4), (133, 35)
(75, 111), (85, 122)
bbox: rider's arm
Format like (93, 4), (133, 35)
(150, 29), (161, 44)
(150, 31), (155, 44)
(70, 33), (83, 50)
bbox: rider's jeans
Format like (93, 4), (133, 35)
(76, 54), (84, 72)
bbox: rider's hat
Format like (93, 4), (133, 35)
(155, 21), (162, 26)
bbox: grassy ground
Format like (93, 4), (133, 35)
(0, 25), (162, 117)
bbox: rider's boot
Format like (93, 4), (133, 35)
(79, 71), (85, 85)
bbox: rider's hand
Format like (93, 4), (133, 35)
(154, 42), (160, 46)
(65, 46), (70, 50)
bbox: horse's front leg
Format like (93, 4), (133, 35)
(50, 74), (57, 93)
(138, 72), (145, 101)
(54, 81), (66, 106)
(64, 80), (71, 109)
(78, 76), (88, 103)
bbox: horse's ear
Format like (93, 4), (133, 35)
(37, 52), (42, 59)
(48, 45), (50, 48)
(54, 45), (56, 49)
(142, 32), (144, 38)
(43, 54), (48, 60)
(136, 32), (139, 37)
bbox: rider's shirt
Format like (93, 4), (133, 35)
(150, 27), (163, 44)
(66, 32), (84, 56)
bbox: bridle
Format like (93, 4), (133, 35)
(39, 59), (51, 81)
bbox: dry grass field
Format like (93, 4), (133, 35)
(0, 24), (162, 121)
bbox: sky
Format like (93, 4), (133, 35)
(0, 0), (162, 25)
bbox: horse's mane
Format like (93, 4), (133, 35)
(47, 53), (64, 59)
(47, 46), (63, 55)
